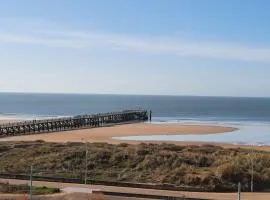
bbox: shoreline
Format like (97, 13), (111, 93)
(1, 120), (270, 151)
(0, 123), (237, 141)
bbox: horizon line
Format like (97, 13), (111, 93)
(0, 91), (270, 99)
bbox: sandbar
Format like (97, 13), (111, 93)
(1, 122), (270, 151)
(0, 122), (236, 143)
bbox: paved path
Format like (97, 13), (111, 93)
(1, 178), (270, 200)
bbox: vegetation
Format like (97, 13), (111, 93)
(0, 181), (60, 195)
(0, 141), (270, 192)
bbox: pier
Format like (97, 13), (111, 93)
(0, 110), (148, 138)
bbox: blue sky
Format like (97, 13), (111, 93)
(0, 0), (269, 97)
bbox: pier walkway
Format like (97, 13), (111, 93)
(0, 110), (148, 138)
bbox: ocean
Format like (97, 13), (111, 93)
(1, 93), (270, 145)
(0, 93), (270, 122)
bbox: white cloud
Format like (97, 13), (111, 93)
(0, 25), (270, 62)
(0, 33), (85, 48)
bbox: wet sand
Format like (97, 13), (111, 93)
(0, 122), (236, 143)
(1, 122), (270, 151)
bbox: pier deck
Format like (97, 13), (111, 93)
(0, 110), (148, 138)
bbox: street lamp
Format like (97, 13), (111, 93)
(248, 151), (256, 192)
(81, 138), (88, 185)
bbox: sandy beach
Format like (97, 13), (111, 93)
(0, 120), (20, 124)
(1, 122), (270, 151)
(1, 122), (235, 143)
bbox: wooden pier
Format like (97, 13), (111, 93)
(0, 110), (148, 138)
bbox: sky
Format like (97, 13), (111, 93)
(0, 0), (269, 97)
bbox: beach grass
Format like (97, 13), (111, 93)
(0, 181), (60, 195)
(0, 141), (270, 192)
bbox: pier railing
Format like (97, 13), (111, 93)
(0, 110), (148, 138)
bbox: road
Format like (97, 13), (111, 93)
(1, 178), (270, 200)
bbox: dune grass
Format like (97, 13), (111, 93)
(0, 141), (270, 192)
(0, 181), (60, 195)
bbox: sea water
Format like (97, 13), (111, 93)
(1, 93), (270, 145)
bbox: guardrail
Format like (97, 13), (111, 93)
(93, 191), (204, 200)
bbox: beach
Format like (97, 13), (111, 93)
(0, 122), (236, 143)
(1, 94), (270, 150)
(2, 121), (270, 151)
(1, 120), (270, 196)
(0, 120), (20, 124)
(0, 122), (235, 143)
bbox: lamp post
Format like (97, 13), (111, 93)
(81, 138), (88, 185)
(29, 165), (33, 199)
(249, 152), (255, 192)
(85, 142), (88, 185)
(237, 182), (241, 200)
